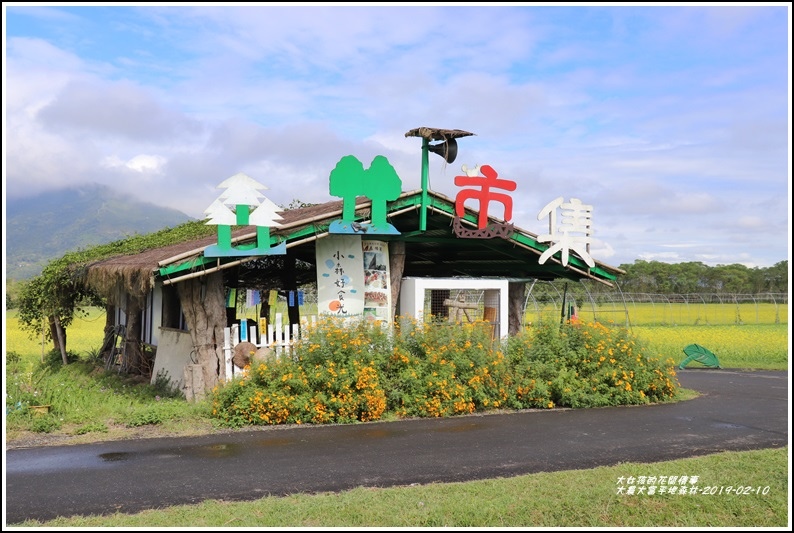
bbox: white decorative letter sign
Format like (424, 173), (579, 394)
(537, 197), (595, 268)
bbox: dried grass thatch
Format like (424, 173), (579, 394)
(84, 234), (218, 303)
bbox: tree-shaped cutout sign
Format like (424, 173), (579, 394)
(204, 172), (287, 258)
(328, 155), (401, 235)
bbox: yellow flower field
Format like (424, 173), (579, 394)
(527, 302), (788, 327)
(632, 324), (788, 369)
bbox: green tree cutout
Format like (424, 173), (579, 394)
(329, 155), (401, 234)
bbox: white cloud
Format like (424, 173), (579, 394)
(103, 154), (167, 173)
(3, 4), (789, 269)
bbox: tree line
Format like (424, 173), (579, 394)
(611, 260), (788, 295)
(496, 260), (789, 301)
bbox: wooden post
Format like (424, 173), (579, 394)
(389, 240), (405, 321)
(183, 364), (206, 402)
(53, 315), (68, 365)
(444, 295), (478, 323)
(508, 281), (527, 336)
(40, 322), (46, 363)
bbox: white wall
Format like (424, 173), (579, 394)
(398, 277), (510, 338)
(147, 283), (164, 346)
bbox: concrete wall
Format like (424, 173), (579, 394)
(150, 327), (194, 392)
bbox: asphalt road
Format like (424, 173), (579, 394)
(4, 369), (789, 525)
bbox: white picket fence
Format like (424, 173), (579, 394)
(223, 313), (317, 380)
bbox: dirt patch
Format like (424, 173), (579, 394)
(5, 422), (230, 450)
(5, 419), (317, 450)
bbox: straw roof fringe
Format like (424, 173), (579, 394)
(84, 264), (155, 306)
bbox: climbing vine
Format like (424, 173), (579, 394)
(16, 220), (216, 349)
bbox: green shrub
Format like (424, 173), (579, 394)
(125, 408), (165, 427)
(30, 415), (61, 433)
(505, 320), (679, 408)
(384, 317), (508, 417)
(5, 361), (52, 411)
(151, 369), (182, 398)
(42, 348), (81, 367)
(212, 318), (390, 427)
(123, 398), (193, 427)
(74, 421), (109, 435)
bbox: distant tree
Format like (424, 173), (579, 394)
(282, 199), (317, 210)
(6, 278), (25, 309)
(667, 262), (708, 294)
(617, 260), (665, 293)
(616, 259), (788, 295)
(760, 261), (788, 293)
(709, 264), (751, 293)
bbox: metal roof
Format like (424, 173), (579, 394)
(156, 188), (623, 288)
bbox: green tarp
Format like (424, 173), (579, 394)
(679, 344), (721, 369)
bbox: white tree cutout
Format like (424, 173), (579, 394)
(249, 196), (284, 227)
(203, 172), (287, 257)
(203, 199), (237, 226)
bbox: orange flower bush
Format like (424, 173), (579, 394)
(211, 316), (680, 428)
(504, 320), (679, 408)
(212, 318), (390, 427)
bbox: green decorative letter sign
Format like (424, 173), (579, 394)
(328, 155), (401, 235)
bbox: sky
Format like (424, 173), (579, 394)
(2, 3), (791, 269)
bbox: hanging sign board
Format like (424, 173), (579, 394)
(316, 234), (365, 318)
(362, 239), (391, 325)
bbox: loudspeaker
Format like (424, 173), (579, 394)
(427, 137), (458, 164)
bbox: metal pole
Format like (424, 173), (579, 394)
(420, 137), (429, 231)
(560, 282), (568, 325)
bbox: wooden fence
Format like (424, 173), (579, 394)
(223, 313), (317, 380)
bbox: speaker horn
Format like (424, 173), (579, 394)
(427, 137), (458, 164)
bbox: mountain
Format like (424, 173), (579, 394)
(5, 184), (195, 280)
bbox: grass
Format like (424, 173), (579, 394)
(12, 447), (789, 527)
(5, 308), (215, 442)
(4, 306), (790, 527)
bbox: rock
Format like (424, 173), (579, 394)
(232, 341), (257, 368)
(252, 346), (276, 363)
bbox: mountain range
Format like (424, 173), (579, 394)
(5, 184), (194, 280)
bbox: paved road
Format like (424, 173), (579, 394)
(4, 369), (789, 524)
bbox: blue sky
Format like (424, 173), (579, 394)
(3, 3), (791, 269)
